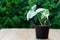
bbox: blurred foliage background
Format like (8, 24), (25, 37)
(0, 0), (60, 28)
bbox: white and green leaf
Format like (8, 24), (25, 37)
(27, 4), (50, 20)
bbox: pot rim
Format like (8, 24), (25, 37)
(35, 25), (51, 27)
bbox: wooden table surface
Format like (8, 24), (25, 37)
(0, 28), (60, 40)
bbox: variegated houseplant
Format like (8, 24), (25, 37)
(27, 4), (50, 25)
(27, 4), (50, 39)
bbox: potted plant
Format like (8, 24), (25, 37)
(27, 4), (51, 39)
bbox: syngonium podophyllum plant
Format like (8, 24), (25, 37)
(27, 4), (50, 25)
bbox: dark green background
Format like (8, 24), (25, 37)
(0, 0), (60, 28)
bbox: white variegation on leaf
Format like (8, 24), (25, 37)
(36, 8), (45, 13)
(27, 10), (33, 20)
(27, 4), (37, 20)
(31, 4), (37, 11)
(42, 9), (49, 19)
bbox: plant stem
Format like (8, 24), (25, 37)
(37, 15), (42, 25)
(44, 20), (46, 25)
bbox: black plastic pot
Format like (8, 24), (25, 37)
(35, 25), (50, 39)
